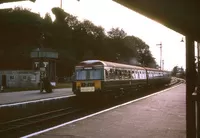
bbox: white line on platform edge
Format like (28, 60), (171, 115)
(21, 83), (183, 138)
(0, 95), (75, 108)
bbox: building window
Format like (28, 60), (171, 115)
(10, 76), (15, 80)
(22, 76), (27, 80)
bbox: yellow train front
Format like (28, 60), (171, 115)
(72, 60), (104, 97)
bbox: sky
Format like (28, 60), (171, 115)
(0, 0), (188, 71)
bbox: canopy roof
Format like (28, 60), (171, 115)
(114, 0), (200, 41)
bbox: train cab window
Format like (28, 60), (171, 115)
(89, 69), (102, 79)
(76, 69), (103, 80)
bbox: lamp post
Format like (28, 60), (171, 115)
(156, 42), (162, 70)
(60, 0), (62, 8)
(162, 60), (164, 70)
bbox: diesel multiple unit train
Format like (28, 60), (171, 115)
(72, 60), (171, 98)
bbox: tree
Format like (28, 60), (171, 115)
(0, 6), (159, 76)
(107, 27), (127, 39)
(52, 7), (68, 23)
(171, 66), (178, 76)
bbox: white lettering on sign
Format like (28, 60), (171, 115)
(80, 87), (95, 92)
(35, 62), (39, 68)
(84, 67), (92, 70)
(43, 62), (49, 67)
(40, 67), (46, 71)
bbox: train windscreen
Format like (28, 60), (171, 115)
(75, 69), (103, 80)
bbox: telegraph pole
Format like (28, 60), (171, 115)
(156, 42), (162, 70)
(162, 60), (164, 70)
(60, 0), (62, 8)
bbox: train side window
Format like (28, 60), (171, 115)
(131, 70), (134, 79)
(136, 71), (138, 79)
(114, 70), (118, 79)
(128, 71), (131, 79)
(118, 70), (122, 79)
(105, 70), (109, 79)
(125, 70), (128, 79)
(134, 71), (136, 79)
(115, 69), (120, 79)
(110, 69), (115, 79)
(138, 71), (140, 79)
(122, 70), (125, 79)
(115, 70), (118, 79)
(120, 70), (123, 79)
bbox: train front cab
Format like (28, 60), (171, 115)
(72, 66), (104, 98)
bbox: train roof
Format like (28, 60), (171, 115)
(76, 60), (145, 70)
(144, 67), (171, 73)
(144, 67), (163, 71)
(76, 60), (171, 72)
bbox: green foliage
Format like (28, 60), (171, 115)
(171, 66), (185, 78)
(107, 27), (127, 39)
(0, 7), (157, 77)
(171, 66), (178, 76)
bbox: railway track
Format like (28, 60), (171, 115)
(0, 106), (84, 137)
(0, 78), (182, 137)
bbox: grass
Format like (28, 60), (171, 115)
(1, 83), (72, 93)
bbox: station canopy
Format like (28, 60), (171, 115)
(0, 0), (35, 4)
(114, 0), (200, 41)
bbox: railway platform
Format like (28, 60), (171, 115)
(0, 88), (74, 105)
(0, 78), (179, 106)
(27, 83), (185, 138)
